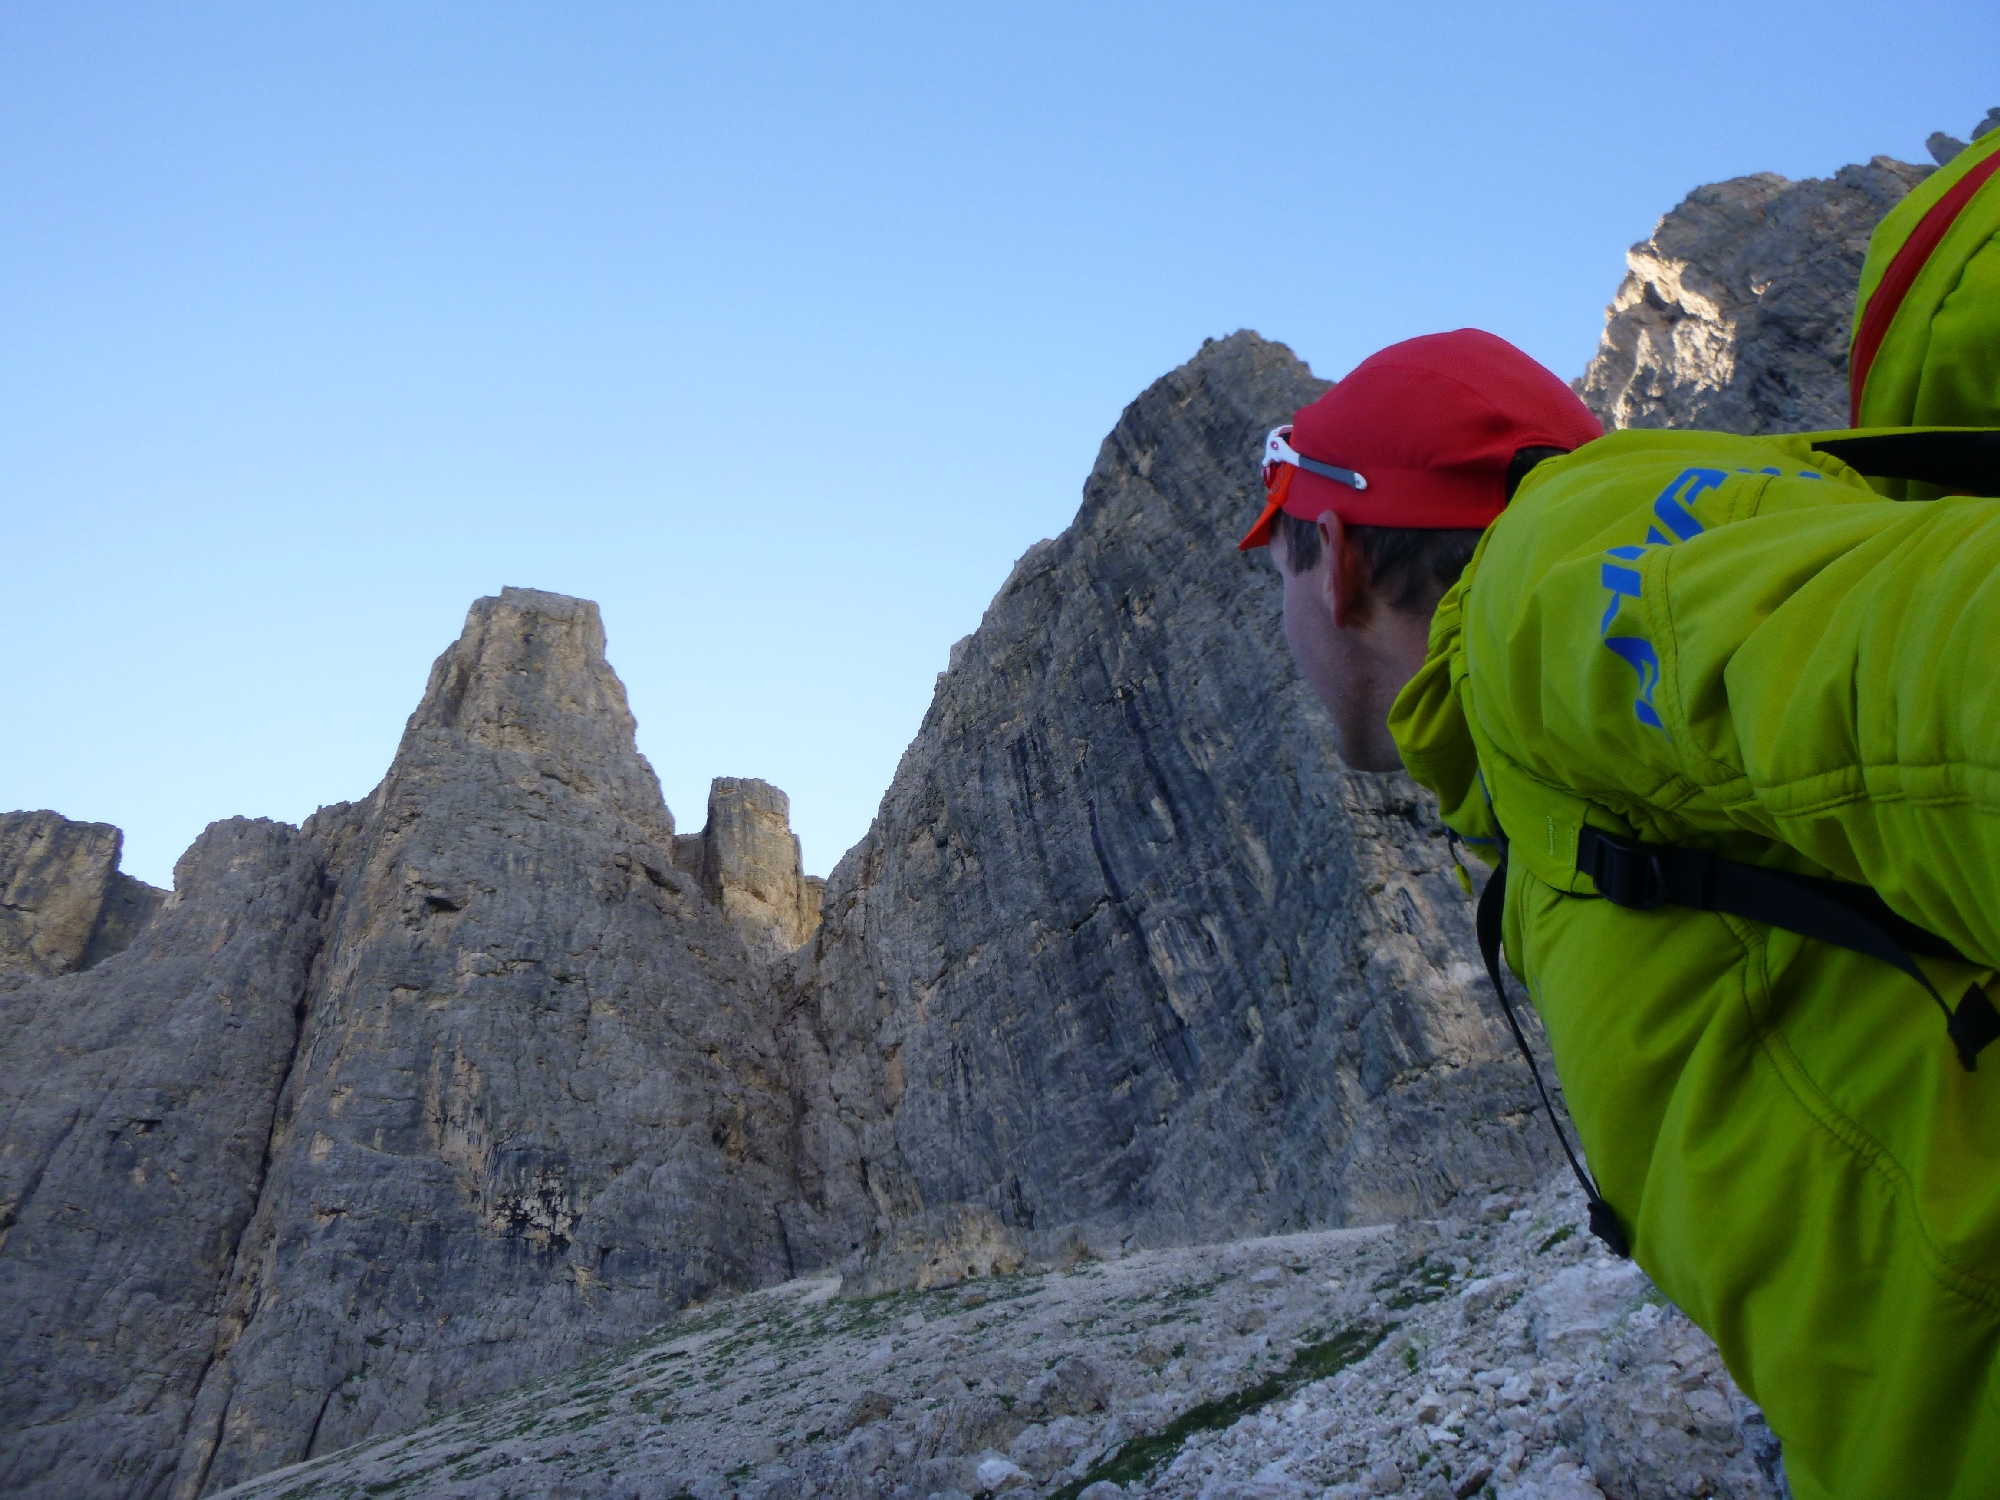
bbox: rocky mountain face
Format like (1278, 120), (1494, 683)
(1, 591), (838, 1499)
(1574, 156), (1931, 433)
(2, 337), (1549, 1496)
(780, 330), (1551, 1266)
(0, 818), (337, 1499)
(1924, 105), (2000, 168)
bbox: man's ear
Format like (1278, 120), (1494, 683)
(1315, 511), (1371, 630)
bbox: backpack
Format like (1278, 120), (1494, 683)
(1850, 128), (2000, 475)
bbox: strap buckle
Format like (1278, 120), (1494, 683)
(1581, 829), (1666, 910)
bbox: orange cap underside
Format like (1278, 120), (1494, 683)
(1236, 466), (1294, 551)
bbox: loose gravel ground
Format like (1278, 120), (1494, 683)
(217, 1172), (1788, 1500)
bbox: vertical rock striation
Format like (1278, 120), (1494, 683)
(782, 331), (1553, 1260)
(8, 125), (1944, 1485)
(1575, 156), (1931, 433)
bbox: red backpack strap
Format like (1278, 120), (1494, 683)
(1850, 149), (2000, 424)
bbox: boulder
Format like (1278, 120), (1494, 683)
(1530, 1261), (1654, 1356)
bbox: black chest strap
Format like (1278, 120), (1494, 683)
(1476, 855), (1632, 1258)
(1576, 827), (2000, 1073)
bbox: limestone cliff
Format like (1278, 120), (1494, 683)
(0, 591), (836, 1499)
(780, 331), (1553, 1260)
(168, 590), (834, 1498)
(0, 345), (1555, 1493)
(1575, 155), (1931, 433)
(0, 818), (335, 1500)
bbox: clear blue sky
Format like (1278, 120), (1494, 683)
(4, 2), (1995, 888)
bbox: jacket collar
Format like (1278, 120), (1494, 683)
(1386, 572), (1500, 853)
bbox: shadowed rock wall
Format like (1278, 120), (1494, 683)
(0, 818), (334, 1500)
(779, 331), (1553, 1258)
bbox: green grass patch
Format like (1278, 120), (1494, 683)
(1537, 1225), (1575, 1254)
(1047, 1322), (1385, 1500)
(1288, 1324), (1384, 1383)
(1382, 1258), (1456, 1310)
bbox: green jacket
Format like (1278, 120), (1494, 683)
(1387, 429), (2000, 1500)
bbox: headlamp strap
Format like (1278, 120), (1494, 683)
(1292, 453), (1368, 491)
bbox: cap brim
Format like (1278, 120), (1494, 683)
(1237, 489), (1287, 551)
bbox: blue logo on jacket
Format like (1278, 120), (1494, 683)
(1597, 467), (1725, 728)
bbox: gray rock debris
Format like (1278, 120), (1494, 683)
(1575, 155), (1932, 433)
(0, 809), (164, 979)
(207, 1171), (1784, 1500)
(1085, 1175), (1786, 1500)
(782, 330), (1556, 1265)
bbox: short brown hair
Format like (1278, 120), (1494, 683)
(1273, 446), (1566, 612)
(1276, 515), (1482, 611)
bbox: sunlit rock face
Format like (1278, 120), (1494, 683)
(166, 589), (832, 1498)
(1576, 156), (1931, 434)
(676, 777), (825, 964)
(0, 809), (163, 980)
(779, 331), (1555, 1263)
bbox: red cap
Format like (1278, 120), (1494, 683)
(1238, 329), (1603, 550)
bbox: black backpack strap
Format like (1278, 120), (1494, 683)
(1810, 430), (2000, 495)
(1476, 855), (1631, 1258)
(1577, 826), (2000, 1071)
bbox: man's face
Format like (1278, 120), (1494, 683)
(1272, 519), (1407, 774)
